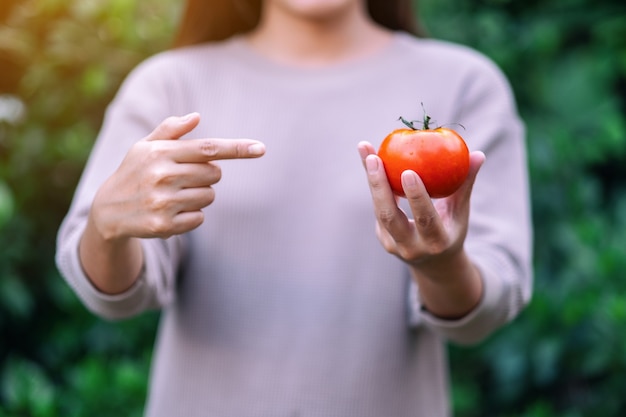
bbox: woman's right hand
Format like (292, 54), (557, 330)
(90, 112), (266, 241)
(79, 113), (265, 294)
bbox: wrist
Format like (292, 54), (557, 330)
(409, 249), (483, 319)
(89, 186), (128, 243)
(409, 247), (473, 283)
(80, 214), (143, 295)
(80, 191), (144, 294)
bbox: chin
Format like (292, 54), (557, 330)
(274, 0), (361, 21)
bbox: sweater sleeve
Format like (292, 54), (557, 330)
(409, 51), (533, 345)
(55, 55), (186, 320)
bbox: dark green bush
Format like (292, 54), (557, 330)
(0, 0), (625, 415)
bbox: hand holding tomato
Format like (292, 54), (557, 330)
(358, 110), (486, 319)
(377, 115), (470, 198)
(357, 114), (485, 268)
(359, 138), (486, 318)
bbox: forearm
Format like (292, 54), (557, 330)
(79, 212), (144, 295)
(410, 249), (483, 320)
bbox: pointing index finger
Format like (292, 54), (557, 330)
(173, 138), (266, 163)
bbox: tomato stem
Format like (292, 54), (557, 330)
(398, 112), (432, 130)
(398, 103), (437, 130)
(423, 114), (432, 130)
(399, 116), (417, 130)
(421, 102), (432, 130)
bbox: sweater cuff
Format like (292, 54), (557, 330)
(410, 250), (514, 345)
(56, 222), (156, 320)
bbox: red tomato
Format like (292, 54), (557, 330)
(378, 116), (470, 198)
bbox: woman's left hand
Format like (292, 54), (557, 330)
(357, 141), (486, 318)
(357, 141), (485, 268)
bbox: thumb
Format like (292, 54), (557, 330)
(456, 150), (486, 200)
(466, 151), (486, 188)
(145, 112), (201, 141)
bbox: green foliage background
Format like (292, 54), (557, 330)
(0, 0), (625, 415)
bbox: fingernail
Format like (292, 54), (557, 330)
(402, 170), (417, 188)
(365, 155), (379, 174)
(248, 143), (265, 156)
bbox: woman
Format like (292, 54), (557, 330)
(56, 0), (533, 415)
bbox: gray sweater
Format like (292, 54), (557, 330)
(56, 32), (533, 417)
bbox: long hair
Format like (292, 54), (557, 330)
(172, 0), (426, 48)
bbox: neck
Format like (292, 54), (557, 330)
(245, 3), (391, 68)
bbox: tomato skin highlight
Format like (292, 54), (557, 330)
(378, 127), (470, 198)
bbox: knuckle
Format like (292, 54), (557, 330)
(146, 192), (171, 212)
(149, 141), (170, 159)
(147, 166), (172, 185)
(200, 140), (219, 158)
(146, 215), (173, 238)
(147, 166), (175, 187)
(138, 142), (168, 166)
(415, 214), (436, 230)
(377, 208), (396, 227)
(369, 177), (387, 193)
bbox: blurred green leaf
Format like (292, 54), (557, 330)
(0, 274), (33, 318)
(0, 181), (14, 230)
(1, 357), (56, 416)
